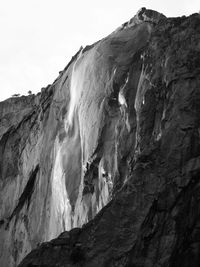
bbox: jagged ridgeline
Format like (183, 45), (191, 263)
(0, 7), (200, 267)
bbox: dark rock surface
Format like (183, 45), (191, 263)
(0, 7), (200, 267)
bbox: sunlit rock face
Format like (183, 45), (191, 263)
(1, 7), (200, 267)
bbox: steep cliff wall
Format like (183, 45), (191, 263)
(0, 7), (200, 267)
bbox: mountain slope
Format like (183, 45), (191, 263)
(0, 7), (200, 267)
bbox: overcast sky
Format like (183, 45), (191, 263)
(0, 0), (199, 101)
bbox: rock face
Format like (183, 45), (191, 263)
(0, 7), (200, 267)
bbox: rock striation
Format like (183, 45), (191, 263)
(0, 7), (200, 267)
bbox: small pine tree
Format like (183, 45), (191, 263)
(12, 94), (20, 97)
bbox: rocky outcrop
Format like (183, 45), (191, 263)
(0, 7), (200, 267)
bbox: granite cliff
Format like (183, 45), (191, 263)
(0, 7), (200, 267)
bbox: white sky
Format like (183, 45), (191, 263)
(0, 0), (199, 101)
